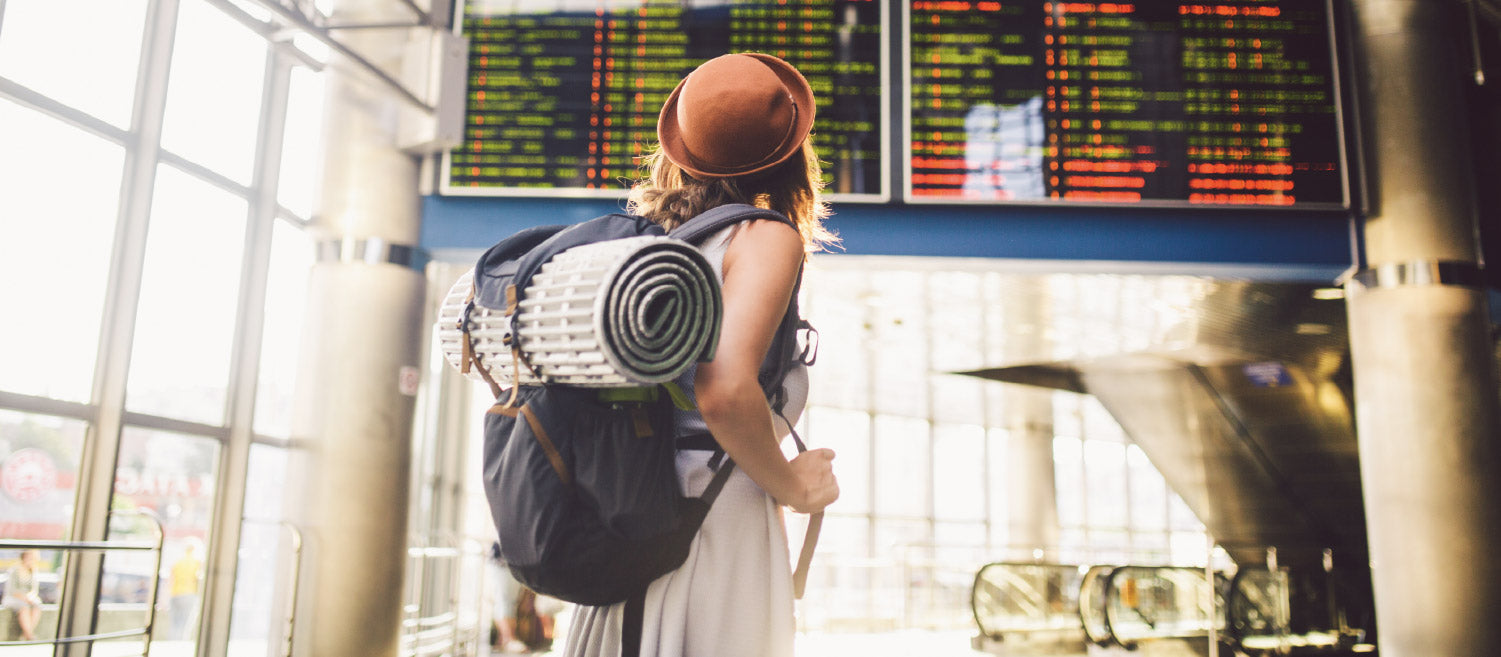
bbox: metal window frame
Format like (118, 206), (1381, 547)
(54, 1), (182, 653)
(0, 1), (320, 654)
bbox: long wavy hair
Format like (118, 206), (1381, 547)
(626, 139), (839, 255)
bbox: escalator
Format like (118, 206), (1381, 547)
(972, 560), (1374, 656)
(959, 279), (1381, 651)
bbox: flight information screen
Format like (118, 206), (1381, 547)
(906, 0), (1347, 208)
(443, 0), (887, 200)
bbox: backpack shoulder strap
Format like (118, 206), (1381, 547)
(669, 203), (794, 245)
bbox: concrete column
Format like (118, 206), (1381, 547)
(1004, 386), (1059, 556)
(1001, 291), (1059, 556)
(285, 4), (426, 655)
(1346, 2), (1501, 655)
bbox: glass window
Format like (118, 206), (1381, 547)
(0, 0), (147, 127)
(229, 444), (294, 655)
(1169, 491), (1203, 532)
(871, 349), (927, 419)
(868, 272), (928, 418)
(808, 407), (870, 514)
(926, 272), (983, 372)
(1171, 531), (1211, 567)
(1084, 440), (1128, 529)
(1082, 396), (1125, 442)
(1052, 391), (1082, 439)
(278, 65), (327, 219)
(1127, 445), (1168, 531)
(0, 100), (124, 402)
(1052, 436), (1084, 528)
(930, 375), (984, 426)
(818, 515), (870, 560)
(126, 164), (248, 425)
(932, 423), (984, 522)
(986, 428), (1008, 548)
(254, 218), (314, 438)
(873, 415), (930, 518)
(113, 427), (220, 649)
(160, 0), (267, 185)
(0, 410), (87, 540)
(872, 518), (931, 556)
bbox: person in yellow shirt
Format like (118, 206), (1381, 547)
(167, 541), (203, 641)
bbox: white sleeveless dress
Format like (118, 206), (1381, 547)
(561, 222), (808, 657)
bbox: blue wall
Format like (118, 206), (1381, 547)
(421, 195), (1355, 282)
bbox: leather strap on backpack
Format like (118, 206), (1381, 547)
(460, 286), (504, 399)
(780, 416), (822, 600)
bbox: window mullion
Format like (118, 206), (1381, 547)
(59, 0), (182, 654)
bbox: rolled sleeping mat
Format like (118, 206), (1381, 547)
(438, 236), (722, 388)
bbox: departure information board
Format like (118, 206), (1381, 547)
(442, 0), (888, 200)
(906, 1), (1347, 208)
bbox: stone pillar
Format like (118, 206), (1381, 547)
(286, 4), (426, 655)
(1346, 2), (1501, 655)
(1005, 386), (1059, 556)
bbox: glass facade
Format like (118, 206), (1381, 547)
(792, 264), (1209, 635)
(0, 0), (317, 652)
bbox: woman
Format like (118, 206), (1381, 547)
(3, 549), (43, 641)
(563, 53), (840, 657)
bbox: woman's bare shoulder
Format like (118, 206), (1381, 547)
(725, 218), (803, 267)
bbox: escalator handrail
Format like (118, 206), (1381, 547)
(1078, 564), (1122, 647)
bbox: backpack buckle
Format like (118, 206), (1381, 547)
(796, 320), (819, 366)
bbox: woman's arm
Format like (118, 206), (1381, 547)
(693, 219), (838, 514)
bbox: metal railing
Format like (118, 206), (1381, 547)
(400, 534), (489, 657)
(0, 510), (166, 655)
(240, 518), (306, 657)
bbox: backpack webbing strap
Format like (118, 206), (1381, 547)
(794, 513), (823, 599)
(779, 414), (823, 600)
(519, 404), (571, 485)
(699, 459), (736, 507)
(668, 203), (795, 245)
(622, 589), (645, 657)
(460, 286), (504, 399)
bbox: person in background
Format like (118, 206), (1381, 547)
(167, 540), (203, 640)
(490, 541), (565, 654)
(3, 549), (44, 641)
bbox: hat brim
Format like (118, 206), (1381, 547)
(657, 53), (816, 180)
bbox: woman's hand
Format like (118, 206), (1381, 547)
(782, 447), (839, 514)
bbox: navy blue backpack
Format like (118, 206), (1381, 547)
(459, 205), (818, 653)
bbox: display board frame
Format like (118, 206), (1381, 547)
(438, 0), (893, 203)
(900, 0), (1351, 210)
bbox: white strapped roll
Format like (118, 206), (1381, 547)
(438, 236), (721, 388)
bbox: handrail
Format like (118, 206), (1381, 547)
(0, 509), (166, 655)
(242, 518), (305, 657)
(1078, 564), (1120, 647)
(451, 534), (492, 657)
(401, 534), (466, 657)
(398, 532), (492, 657)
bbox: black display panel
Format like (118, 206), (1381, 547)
(906, 1), (1347, 208)
(443, 0), (887, 200)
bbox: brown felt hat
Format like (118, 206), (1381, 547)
(657, 53), (816, 179)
